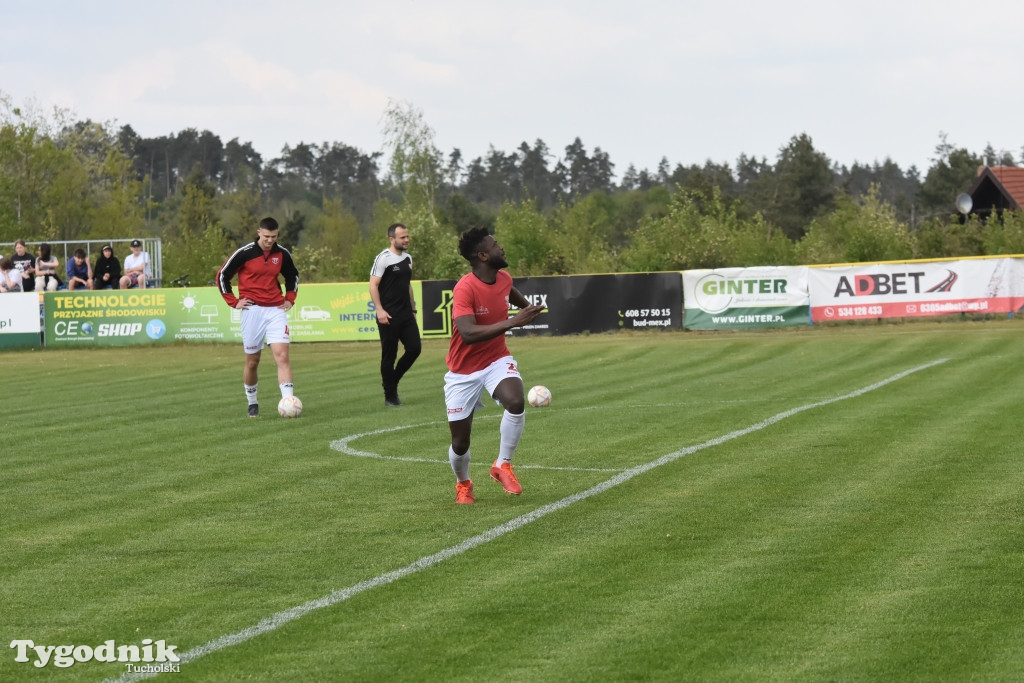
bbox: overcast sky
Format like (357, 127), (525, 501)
(2, 0), (1021, 178)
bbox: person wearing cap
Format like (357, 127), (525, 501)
(120, 239), (151, 289)
(93, 244), (122, 289)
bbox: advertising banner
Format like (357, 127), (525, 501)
(808, 258), (1024, 321)
(44, 290), (172, 347)
(0, 292), (42, 348)
(420, 272), (683, 339)
(42, 283), (422, 347)
(285, 283), (400, 342)
(683, 266), (810, 330)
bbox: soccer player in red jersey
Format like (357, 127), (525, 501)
(217, 217), (299, 418)
(444, 228), (544, 504)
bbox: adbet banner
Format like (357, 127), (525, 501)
(808, 258), (1024, 321)
(0, 292), (42, 348)
(683, 266), (810, 330)
(42, 283), (421, 347)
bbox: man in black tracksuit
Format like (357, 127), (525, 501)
(368, 223), (421, 406)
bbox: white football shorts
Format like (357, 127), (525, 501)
(444, 355), (522, 422)
(241, 304), (290, 354)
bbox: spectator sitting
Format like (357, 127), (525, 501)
(93, 244), (122, 289)
(0, 257), (24, 292)
(66, 249), (94, 290)
(11, 239), (36, 292)
(34, 243), (62, 292)
(120, 239), (151, 289)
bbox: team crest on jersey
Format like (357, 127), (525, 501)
(271, 256), (280, 264)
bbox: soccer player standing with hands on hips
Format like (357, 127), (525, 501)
(218, 217), (299, 418)
(445, 228), (544, 504)
(369, 223), (421, 406)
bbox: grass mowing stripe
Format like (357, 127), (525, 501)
(105, 357), (948, 682)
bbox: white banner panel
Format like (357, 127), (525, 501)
(808, 258), (1024, 321)
(0, 292), (41, 348)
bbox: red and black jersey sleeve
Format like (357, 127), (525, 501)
(218, 243), (299, 307)
(278, 247), (299, 303)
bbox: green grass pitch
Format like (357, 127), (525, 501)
(2, 321), (1023, 681)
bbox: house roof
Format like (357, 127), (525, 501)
(967, 166), (1024, 213)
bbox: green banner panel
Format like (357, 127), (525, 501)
(0, 332), (41, 349)
(42, 283), (421, 347)
(684, 305), (810, 330)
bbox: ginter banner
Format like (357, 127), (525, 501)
(42, 284), (420, 346)
(683, 266), (810, 330)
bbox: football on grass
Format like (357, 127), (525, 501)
(527, 385), (551, 407)
(278, 395), (303, 418)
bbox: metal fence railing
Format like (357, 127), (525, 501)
(0, 238), (163, 288)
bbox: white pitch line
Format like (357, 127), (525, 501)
(329, 422), (625, 472)
(104, 358), (948, 682)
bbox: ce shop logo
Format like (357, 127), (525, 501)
(52, 321), (166, 339)
(53, 321), (95, 338)
(693, 274), (789, 314)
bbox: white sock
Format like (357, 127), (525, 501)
(449, 445), (471, 482)
(280, 382), (294, 398)
(497, 409), (525, 465)
(245, 384), (258, 405)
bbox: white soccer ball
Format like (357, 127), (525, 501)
(527, 385), (551, 408)
(278, 395), (303, 418)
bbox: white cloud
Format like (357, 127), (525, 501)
(2, 0), (1023, 172)
(387, 52), (459, 87)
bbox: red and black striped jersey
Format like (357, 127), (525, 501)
(218, 242), (299, 307)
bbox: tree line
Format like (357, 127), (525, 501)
(2, 94), (1022, 285)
